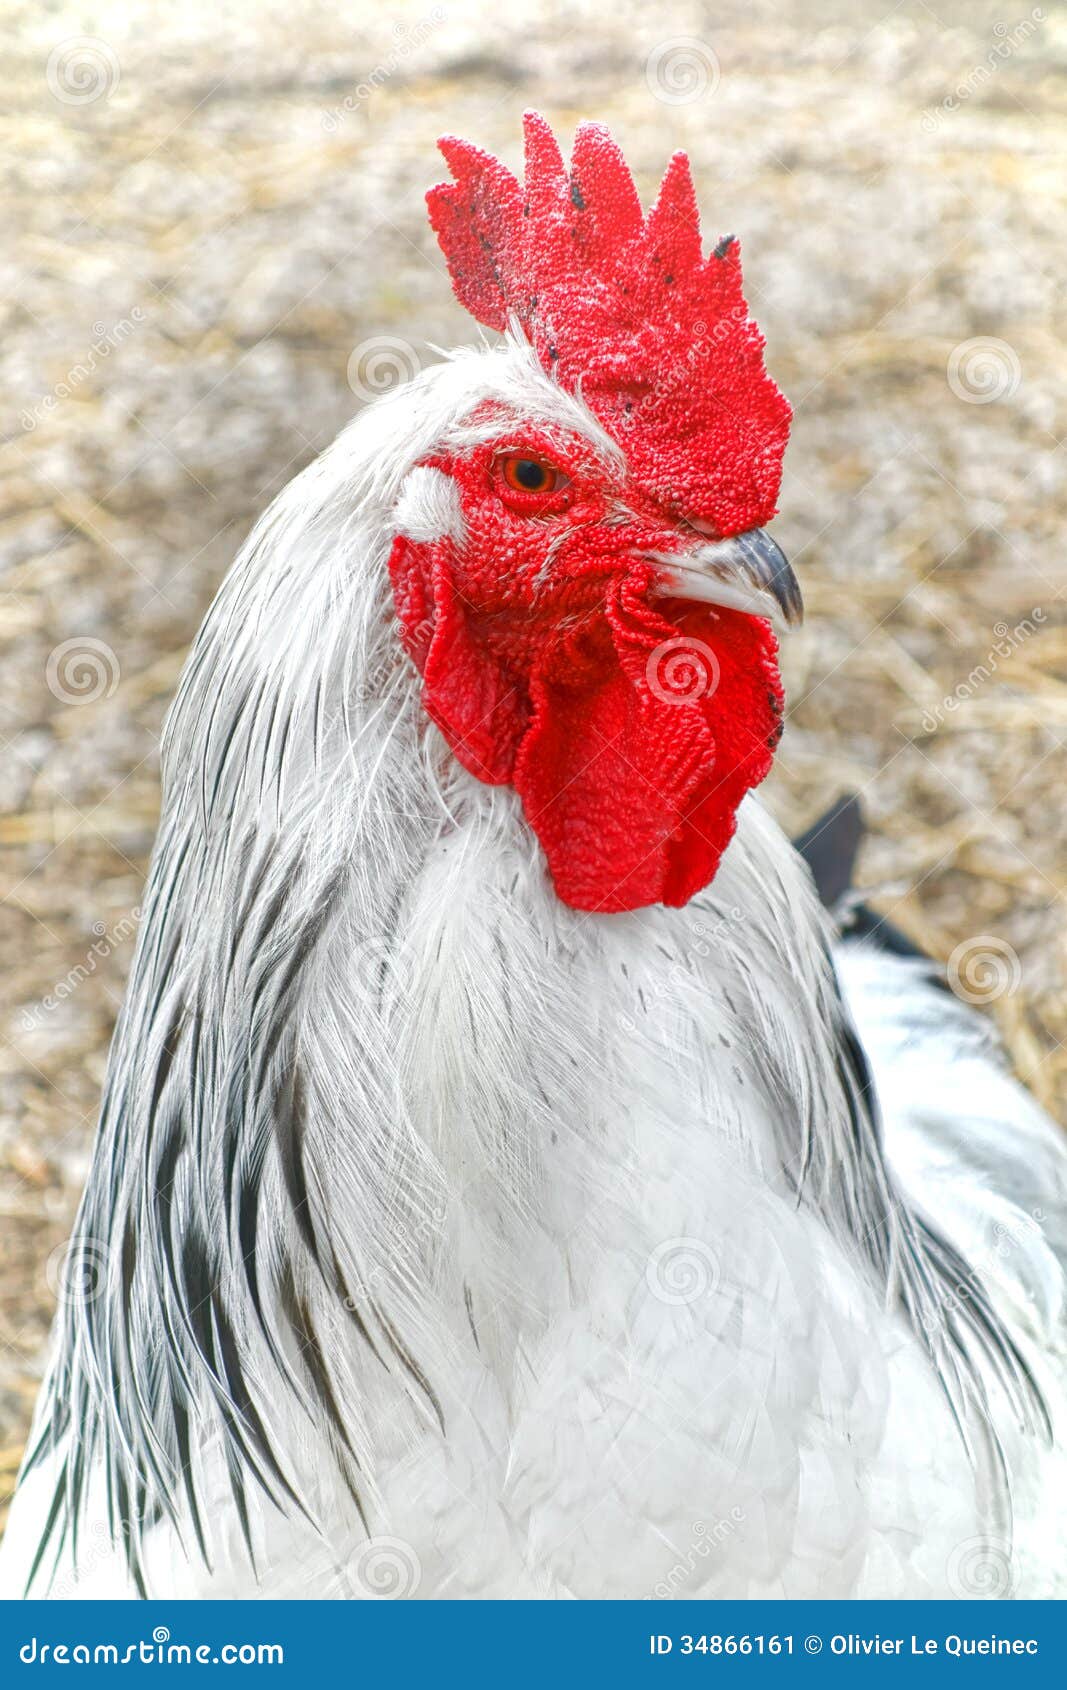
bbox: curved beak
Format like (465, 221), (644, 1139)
(649, 528), (803, 634)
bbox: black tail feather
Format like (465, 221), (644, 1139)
(793, 793), (940, 968)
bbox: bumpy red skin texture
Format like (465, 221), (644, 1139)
(388, 434), (784, 914)
(396, 112), (792, 912)
(427, 112), (791, 537)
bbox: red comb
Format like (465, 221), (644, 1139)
(427, 111), (791, 536)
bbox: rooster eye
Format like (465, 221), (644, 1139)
(499, 454), (568, 496)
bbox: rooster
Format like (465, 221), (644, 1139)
(2, 112), (1065, 1601)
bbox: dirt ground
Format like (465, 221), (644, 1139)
(2, 0), (1066, 1521)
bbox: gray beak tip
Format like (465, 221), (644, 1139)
(648, 527), (803, 634)
(733, 528), (803, 632)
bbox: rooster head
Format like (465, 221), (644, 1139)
(387, 111), (797, 914)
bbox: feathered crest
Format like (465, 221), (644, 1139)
(427, 110), (792, 536)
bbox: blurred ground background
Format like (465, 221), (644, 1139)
(1, 0), (1066, 1524)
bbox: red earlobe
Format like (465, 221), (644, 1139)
(388, 534), (529, 785)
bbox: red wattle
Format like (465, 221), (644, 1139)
(388, 535), (783, 913)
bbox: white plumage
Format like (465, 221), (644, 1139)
(2, 337), (1064, 1601)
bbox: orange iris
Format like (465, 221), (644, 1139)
(500, 455), (567, 495)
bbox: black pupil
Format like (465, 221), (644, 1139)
(515, 459), (547, 490)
